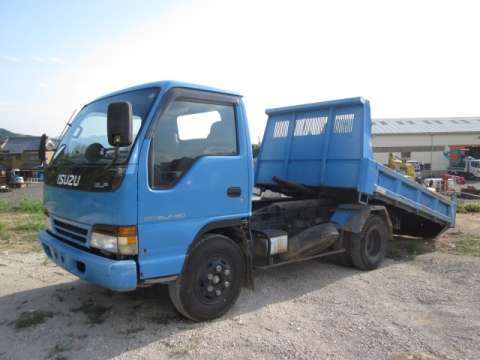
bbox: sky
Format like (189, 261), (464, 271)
(1, 0), (480, 143)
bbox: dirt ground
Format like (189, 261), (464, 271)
(0, 215), (479, 360)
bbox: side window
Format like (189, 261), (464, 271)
(151, 100), (237, 188)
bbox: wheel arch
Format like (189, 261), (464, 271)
(187, 218), (249, 255)
(183, 218), (254, 289)
(331, 204), (393, 236)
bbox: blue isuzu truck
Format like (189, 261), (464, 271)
(38, 81), (456, 321)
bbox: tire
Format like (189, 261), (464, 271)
(168, 233), (245, 321)
(349, 215), (390, 270)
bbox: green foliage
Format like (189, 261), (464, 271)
(388, 237), (434, 260)
(14, 216), (45, 232)
(452, 235), (480, 257)
(71, 300), (111, 325)
(11, 310), (54, 330)
(457, 204), (467, 213)
(16, 198), (43, 213)
(457, 203), (480, 213)
(464, 203), (480, 213)
(252, 144), (261, 158)
(0, 199), (10, 212)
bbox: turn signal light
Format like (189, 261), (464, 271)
(91, 224), (138, 255)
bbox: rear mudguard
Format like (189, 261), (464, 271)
(331, 204), (392, 234)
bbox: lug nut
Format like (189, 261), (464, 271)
(207, 285), (214, 292)
(207, 273), (213, 280)
(224, 269), (230, 276)
(215, 289), (222, 296)
(213, 275), (220, 284)
(224, 281), (230, 288)
(215, 265), (222, 272)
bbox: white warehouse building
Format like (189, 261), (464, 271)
(371, 117), (480, 176)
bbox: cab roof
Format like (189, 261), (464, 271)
(92, 80), (242, 103)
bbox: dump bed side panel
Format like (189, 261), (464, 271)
(255, 98), (372, 191)
(255, 97), (456, 227)
(375, 164), (456, 224)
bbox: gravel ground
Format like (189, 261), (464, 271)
(0, 249), (479, 360)
(0, 183), (43, 204)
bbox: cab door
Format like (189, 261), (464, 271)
(137, 89), (251, 280)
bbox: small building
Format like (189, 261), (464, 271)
(0, 136), (56, 180)
(372, 117), (480, 176)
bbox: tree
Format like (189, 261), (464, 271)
(252, 144), (261, 158)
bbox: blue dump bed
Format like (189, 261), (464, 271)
(255, 97), (456, 227)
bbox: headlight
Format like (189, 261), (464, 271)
(46, 217), (55, 233)
(91, 224), (138, 255)
(44, 209), (54, 233)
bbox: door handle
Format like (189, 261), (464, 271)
(227, 187), (242, 197)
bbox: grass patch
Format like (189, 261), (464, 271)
(13, 216), (45, 232)
(457, 203), (480, 213)
(11, 310), (54, 330)
(0, 197), (43, 214)
(118, 326), (146, 336)
(388, 236), (435, 260)
(449, 235), (480, 257)
(15, 197), (43, 213)
(71, 300), (111, 325)
(0, 197), (45, 252)
(47, 342), (72, 360)
(0, 199), (10, 211)
(0, 212), (44, 252)
(0, 223), (6, 235)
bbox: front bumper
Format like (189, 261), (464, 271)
(38, 230), (137, 291)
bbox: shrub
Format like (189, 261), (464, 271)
(457, 204), (467, 213)
(464, 203), (480, 213)
(457, 203), (480, 213)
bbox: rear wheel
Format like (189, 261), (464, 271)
(349, 215), (390, 270)
(168, 233), (245, 321)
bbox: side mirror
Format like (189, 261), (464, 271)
(38, 133), (47, 163)
(107, 102), (133, 147)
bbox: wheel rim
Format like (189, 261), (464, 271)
(194, 255), (233, 305)
(366, 228), (382, 257)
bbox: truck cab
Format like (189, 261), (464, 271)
(40, 82), (252, 314)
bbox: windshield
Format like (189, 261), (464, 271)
(51, 87), (159, 166)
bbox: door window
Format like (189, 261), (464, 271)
(150, 100), (237, 188)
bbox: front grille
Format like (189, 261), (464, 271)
(53, 219), (88, 244)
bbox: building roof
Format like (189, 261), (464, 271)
(0, 136), (56, 154)
(372, 117), (480, 135)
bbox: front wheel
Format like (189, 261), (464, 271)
(349, 215), (390, 270)
(168, 233), (245, 321)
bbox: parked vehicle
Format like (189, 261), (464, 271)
(38, 82), (456, 321)
(460, 185), (480, 199)
(9, 169), (25, 188)
(423, 175), (460, 195)
(0, 184), (10, 192)
(448, 156), (480, 179)
(406, 159), (424, 179)
(387, 153), (416, 179)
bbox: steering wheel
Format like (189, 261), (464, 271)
(85, 143), (106, 163)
